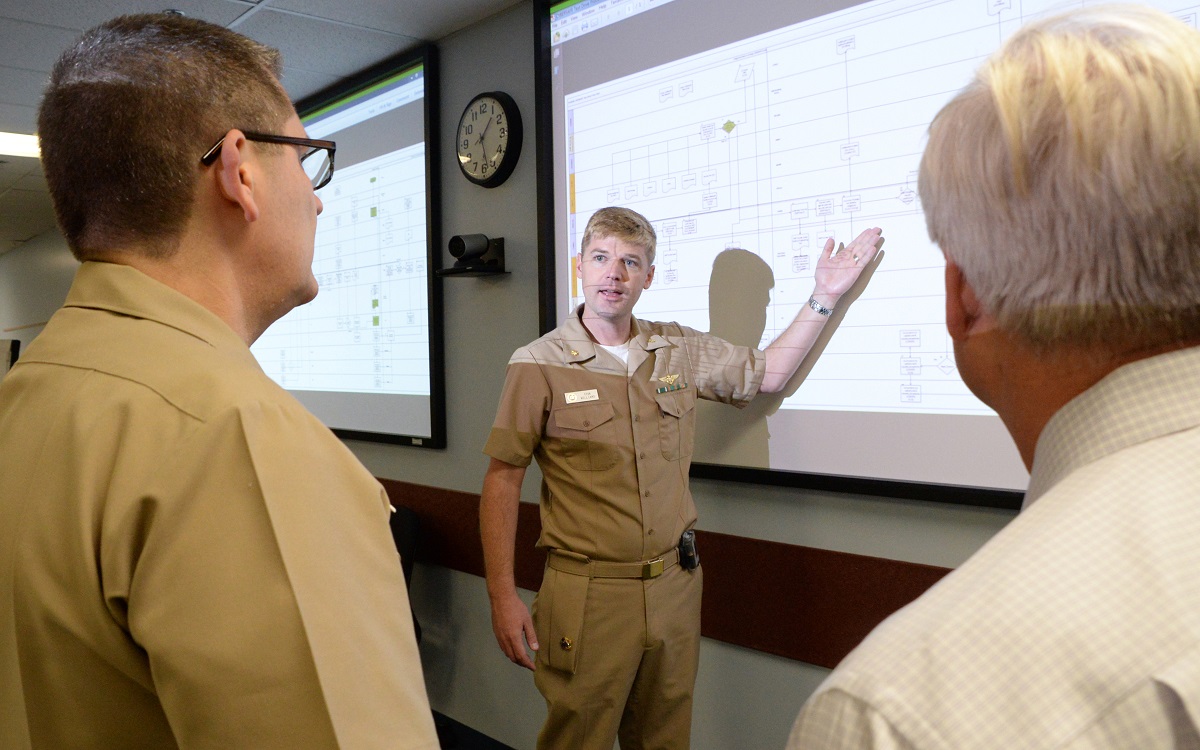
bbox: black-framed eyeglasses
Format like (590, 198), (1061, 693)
(200, 131), (337, 190)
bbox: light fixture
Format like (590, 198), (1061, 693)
(0, 132), (39, 158)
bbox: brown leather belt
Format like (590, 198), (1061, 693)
(547, 548), (680, 580)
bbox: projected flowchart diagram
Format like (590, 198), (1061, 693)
(565, 0), (1200, 416)
(253, 145), (430, 395)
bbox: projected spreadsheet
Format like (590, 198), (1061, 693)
(565, 0), (1200, 416)
(253, 145), (430, 395)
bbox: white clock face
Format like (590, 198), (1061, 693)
(457, 96), (510, 183)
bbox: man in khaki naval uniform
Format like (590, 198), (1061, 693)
(0, 14), (438, 750)
(481, 207), (882, 748)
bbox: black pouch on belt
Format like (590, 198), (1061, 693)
(678, 529), (699, 570)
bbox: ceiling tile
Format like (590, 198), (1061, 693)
(0, 184), (55, 213)
(0, 20), (80, 74)
(0, 163), (23, 193)
(0, 156), (41, 188)
(0, 187), (59, 241)
(0, 0), (249, 32)
(0, 102), (38, 137)
(234, 7), (417, 81)
(277, 67), (343, 104)
(0, 67), (50, 109)
(16, 169), (48, 193)
(266, 0), (522, 40)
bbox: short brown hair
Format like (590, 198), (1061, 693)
(38, 13), (294, 260)
(580, 207), (657, 264)
(920, 5), (1200, 349)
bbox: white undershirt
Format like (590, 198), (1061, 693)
(598, 341), (630, 367)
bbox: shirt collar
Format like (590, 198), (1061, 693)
(64, 261), (250, 354)
(559, 304), (671, 364)
(1025, 345), (1200, 507)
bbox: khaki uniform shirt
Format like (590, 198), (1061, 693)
(484, 307), (765, 562)
(0, 262), (438, 750)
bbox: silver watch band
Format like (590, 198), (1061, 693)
(808, 296), (834, 317)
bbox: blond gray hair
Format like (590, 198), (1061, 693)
(580, 206), (657, 264)
(919, 4), (1200, 348)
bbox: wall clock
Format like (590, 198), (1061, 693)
(456, 91), (523, 188)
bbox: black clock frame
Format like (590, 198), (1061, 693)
(457, 90), (523, 188)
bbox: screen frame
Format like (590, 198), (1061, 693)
(3, 339), (18, 373)
(293, 43), (446, 449)
(532, 1), (1022, 510)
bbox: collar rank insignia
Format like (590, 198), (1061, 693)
(655, 373), (687, 394)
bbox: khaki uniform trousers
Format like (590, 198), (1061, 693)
(533, 553), (703, 750)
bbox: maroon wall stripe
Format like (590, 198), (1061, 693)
(380, 478), (951, 669)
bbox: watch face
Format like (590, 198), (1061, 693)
(457, 93), (520, 187)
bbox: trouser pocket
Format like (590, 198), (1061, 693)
(534, 566), (590, 674)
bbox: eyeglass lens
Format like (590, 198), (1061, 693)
(301, 149), (332, 189)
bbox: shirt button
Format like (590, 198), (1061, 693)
(583, 420), (590, 427)
(648, 529), (655, 536)
(639, 452), (646, 459)
(634, 415), (641, 422)
(644, 490), (651, 497)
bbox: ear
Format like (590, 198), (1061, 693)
(644, 264), (655, 289)
(214, 130), (261, 224)
(944, 260), (991, 341)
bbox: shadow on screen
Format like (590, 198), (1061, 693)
(693, 244), (886, 469)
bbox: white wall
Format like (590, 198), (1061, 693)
(0, 230), (77, 347)
(0, 4), (1017, 748)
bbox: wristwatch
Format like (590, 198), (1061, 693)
(808, 296), (834, 317)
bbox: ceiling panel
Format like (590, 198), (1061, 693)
(0, 0), (249, 32)
(0, 67), (50, 107)
(269, 0), (523, 40)
(234, 8), (418, 93)
(14, 168), (48, 193)
(0, 156), (40, 192)
(278, 67), (343, 104)
(0, 187), (59, 246)
(0, 102), (37, 137)
(0, 19), (80, 74)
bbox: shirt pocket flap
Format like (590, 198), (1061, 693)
(655, 391), (696, 419)
(553, 401), (616, 432)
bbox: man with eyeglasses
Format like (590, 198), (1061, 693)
(0, 14), (437, 749)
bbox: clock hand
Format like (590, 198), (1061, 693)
(477, 116), (492, 146)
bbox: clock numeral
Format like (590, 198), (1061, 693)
(459, 93), (518, 185)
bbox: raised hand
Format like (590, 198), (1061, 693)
(813, 226), (883, 298)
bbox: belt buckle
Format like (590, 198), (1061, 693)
(641, 557), (665, 579)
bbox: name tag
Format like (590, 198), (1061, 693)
(565, 389), (599, 404)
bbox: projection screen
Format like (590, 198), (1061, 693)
(535, 0), (1199, 504)
(252, 46), (445, 448)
